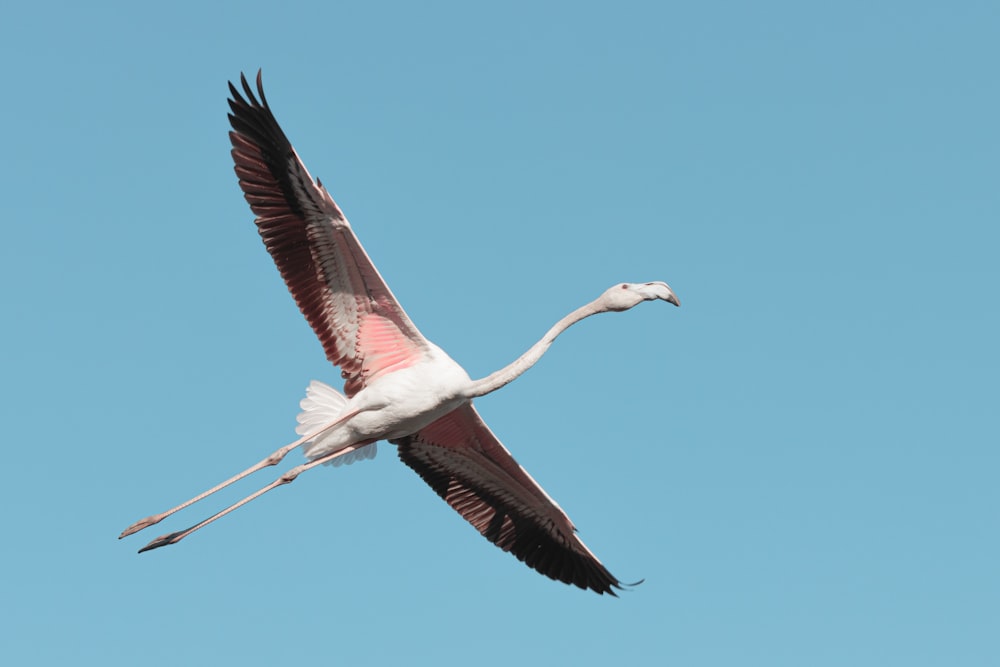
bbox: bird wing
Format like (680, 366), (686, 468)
(393, 403), (625, 595)
(228, 72), (428, 397)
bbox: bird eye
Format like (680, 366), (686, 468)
(620, 284), (628, 289)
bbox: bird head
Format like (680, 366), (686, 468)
(599, 281), (681, 312)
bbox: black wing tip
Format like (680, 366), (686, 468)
(584, 574), (645, 597)
(228, 69), (268, 112)
(226, 69), (295, 163)
(563, 560), (633, 596)
(608, 577), (644, 596)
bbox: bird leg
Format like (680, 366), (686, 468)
(118, 409), (362, 539)
(136, 441), (372, 553)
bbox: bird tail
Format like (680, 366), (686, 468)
(296, 380), (377, 465)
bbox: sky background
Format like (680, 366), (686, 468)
(2, 1), (997, 665)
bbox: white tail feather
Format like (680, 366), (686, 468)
(296, 380), (377, 466)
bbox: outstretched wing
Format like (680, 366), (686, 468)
(393, 403), (626, 595)
(228, 72), (428, 396)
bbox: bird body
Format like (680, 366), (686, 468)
(302, 342), (471, 458)
(119, 72), (680, 596)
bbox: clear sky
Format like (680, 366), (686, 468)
(2, 1), (997, 665)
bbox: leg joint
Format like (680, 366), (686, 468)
(279, 466), (305, 484)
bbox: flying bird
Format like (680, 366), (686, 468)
(119, 72), (680, 596)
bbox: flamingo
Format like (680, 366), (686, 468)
(119, 72), (680, 596)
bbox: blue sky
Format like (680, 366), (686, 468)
(2, 1), (997, 665)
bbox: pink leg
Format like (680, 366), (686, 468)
(119, 409), (361, 539)
(136, 441), (372, 553)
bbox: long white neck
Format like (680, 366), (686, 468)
(465, 299), (605, 399)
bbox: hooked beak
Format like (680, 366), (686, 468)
(643, 281), (680, 307)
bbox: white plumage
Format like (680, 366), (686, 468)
(296, 380), (376, 465)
